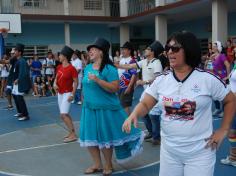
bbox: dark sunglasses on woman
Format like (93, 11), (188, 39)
(165, 45), (182, 53)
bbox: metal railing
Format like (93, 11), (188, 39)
(128, 0), (156, 16)
(0, 0), (182, 17)
(127, 0), (182, 16)
(0, 0), (120, 17)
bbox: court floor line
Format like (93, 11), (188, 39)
(113, 161), (160, 175)
(0, 118), (223, 176)
(0, 143), (69, 155)
(0, 171), (30, 176)
(0, 118), (220, 155)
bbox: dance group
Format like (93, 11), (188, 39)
(6, 31), (236, 176)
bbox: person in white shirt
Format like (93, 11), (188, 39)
(118, 42), (137, 115)
(221, 64), (236, 167)
(122, 31), (236, 176)
(0, 54), (9, 98)
(116, 41), (165, 145)
(113, 50), (121, 63)
(43, 51), (56, 95)
(71, 50), (83, 105)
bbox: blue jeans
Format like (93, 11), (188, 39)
(74, 89), (81, 103)
(143, 114), (160, 140)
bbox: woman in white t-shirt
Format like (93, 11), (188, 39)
(221, 64), (236, 166)
(0, 55), (10, 98)
(122, 31), (236, 176)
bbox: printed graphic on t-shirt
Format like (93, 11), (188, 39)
(57, 70), (63, 82)
(119, 59), (137, 91)
(163, 96), (196, 121)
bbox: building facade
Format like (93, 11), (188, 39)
(0, 0), (236, 58)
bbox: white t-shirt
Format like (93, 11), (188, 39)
(71, 58), (83, 89)
(145, 68), (229, 153)
(118, 56), (132, 78)
(137, 58), (162, 89)
(0, 64), (9, 77)
(229, 68), (236, 93)
(71, 58), (82, 78)
(43, 58), (55, 75)
(140, 89), (162, 116)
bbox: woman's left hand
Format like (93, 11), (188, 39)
(67, 95), (74, 102)
(205, 128), (228, 150)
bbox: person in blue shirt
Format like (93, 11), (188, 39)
(79, 38), (144, 176)
(31, 54), (42, 81)
(31, 54), (42, 94)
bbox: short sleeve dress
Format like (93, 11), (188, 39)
(79, 63), (144, 163)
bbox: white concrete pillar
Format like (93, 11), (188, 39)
(155, 0), (165, 7)
(63, 0), (69, 15)
(63, 0), (70, 46)
(155, 15), (167, 45)
(64, 23), (70, 46)
(212, 0), (228, 43)
(120, 24), (130, 46)
(120, 0), (128, 17)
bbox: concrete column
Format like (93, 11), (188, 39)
(120, 24), (130, 46)
(63, 0), (70, 46)
(155, 0), (165, 7)
(64, 23), (70, 46)
(155, 15), (167, 45)
(212, 0), (228, 43)
(120, 0), (128, 17)
(63, 0), (69, 15)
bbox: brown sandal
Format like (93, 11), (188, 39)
(103, 168), (113, 176)
(84, 167), (103, 174)
(63, 137), (77, 143)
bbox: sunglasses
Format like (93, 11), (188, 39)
(165, 45), (182, 53)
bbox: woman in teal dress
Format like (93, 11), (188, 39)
(79, 38), (144, 175)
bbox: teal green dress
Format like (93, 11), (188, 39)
(79, 63), (144, 163)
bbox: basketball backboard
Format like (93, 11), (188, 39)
(0, 14), (22, 33)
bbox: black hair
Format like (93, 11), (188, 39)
(166, 31), (201, 68)
(34, 75), (42, 84)
(63, 54), (71, 62)
(227, 39), (232, 44)
(99, 51), (114, 73)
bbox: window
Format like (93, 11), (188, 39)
(23, 45), (49, 60)
(84, 0), (102, 10)
(20, 0), (47, 8)
(199, 38), (209, 55)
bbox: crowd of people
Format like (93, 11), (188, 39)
(0, 31), (236, 175)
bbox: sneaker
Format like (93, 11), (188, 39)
(14, 113), (22, 117)
(217, 111), (224, 118)
(71, 100), (75, 104)
(77, 101), (82, 105)
(212, 109), (221, 116)
(221, 156), (236, 167)
(144, 133), (152, 140)
(3, 105), (13, 110)
(18, 116), (30, 121)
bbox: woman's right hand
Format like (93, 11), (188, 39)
(53, 83), (58, 91)
(122, 115), (138, 133)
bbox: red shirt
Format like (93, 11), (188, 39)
(226, 47), (234, 63)
(56, 64), (78, 94)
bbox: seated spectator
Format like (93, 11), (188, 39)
(34, 76), (46, 97)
